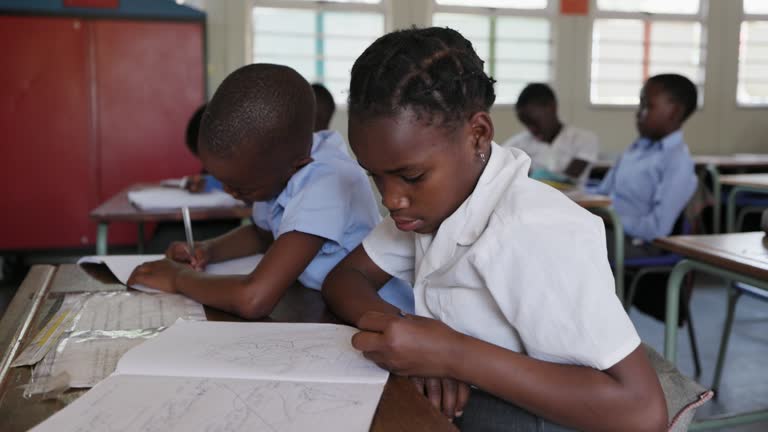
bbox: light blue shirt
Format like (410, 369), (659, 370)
(252, 131), (414, 312)
(592, 130), (697, 241)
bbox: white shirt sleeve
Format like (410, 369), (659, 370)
(362, 217), (416, 285)
(570, 128), (600, 163)
(479, 211), (640, 370)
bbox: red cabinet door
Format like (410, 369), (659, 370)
(92, 19), (204, 246)
(0, 16), (95, 249)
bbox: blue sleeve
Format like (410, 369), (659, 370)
(277, 170), (353, 253)
(203, 175), (224, 192)
(589, 156), (619, 195)
(621, 154), (697, 241)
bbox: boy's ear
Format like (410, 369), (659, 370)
(291, 156), (314, 173)
(467, 111), (494, 152)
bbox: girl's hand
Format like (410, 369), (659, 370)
(410, 376), (471, 420)
(165, 241), (211, 271)
(351, 311), (464, 377)
(127, 258), (187, 293)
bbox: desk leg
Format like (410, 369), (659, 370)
(137, 222), (145, 254)
(591, 207), (625, 303)
(707, 164), (721, 234)
(96, 223), (109, 255)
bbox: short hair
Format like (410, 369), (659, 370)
(647, 74), (698, 121)
(312, 83), (336, 130)
(516, 83), (556, 108)
(200, 64), (315, 158)
(185, 104), (207, 156)
(348, 27), (496, 130)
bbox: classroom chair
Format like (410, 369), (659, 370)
(624, 212), (703, 379)
(711, 282), (768, 397)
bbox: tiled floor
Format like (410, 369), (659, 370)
(631, 275), (768, 431)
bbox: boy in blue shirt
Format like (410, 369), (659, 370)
(593, 74), (698, 257)
(129, 64), (413, 319)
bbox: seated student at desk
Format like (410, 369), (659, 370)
(129, 64), (413, 320)
(502, 83), (599, 187)
(182, 104), (224, 193)
(591, 74), (698, 258)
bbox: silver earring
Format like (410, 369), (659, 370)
(478, 151), (487, 164)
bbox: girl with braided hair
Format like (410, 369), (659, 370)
(322, 27), (666, 431)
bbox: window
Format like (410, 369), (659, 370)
(432, 0), (553, 104)
(252, 0), (386, 104)
(738, 0), (768, 106)
(590, 0), (706, 105)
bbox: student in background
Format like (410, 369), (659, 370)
(322, 27), (666, 431)
(592, 74), (698, 257)
(182, 104), (223, 193)
(311, 83), (336, 132)
(129, 64), (413, 319)
(502, 83), (599, 187)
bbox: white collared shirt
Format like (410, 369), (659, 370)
(502, 126), (599, 185)
(363, 142), (639, 370)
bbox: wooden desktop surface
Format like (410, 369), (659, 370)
(719, 173), (768, 189)
(592, 154), (768, 172)
(90, 184), (252, 223)
(654, 232), (768, 280)
(564, 190), (612, 208)
(0, 264), (456, 432)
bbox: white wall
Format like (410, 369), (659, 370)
(201, 0), (768, 156)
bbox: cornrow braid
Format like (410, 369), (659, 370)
(349, 27), (496, 129)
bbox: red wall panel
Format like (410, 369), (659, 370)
(0, 16), (95, 249)
(93, 20), (203, 245)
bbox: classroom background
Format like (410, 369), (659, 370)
(2, 1), (768, 430)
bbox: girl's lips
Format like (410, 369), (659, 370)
(392, 216), (424, 232)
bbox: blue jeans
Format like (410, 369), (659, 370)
(455, 389), (577, 432)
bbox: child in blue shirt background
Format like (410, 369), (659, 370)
(592, 74), (698, 258)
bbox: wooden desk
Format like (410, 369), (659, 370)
(719, 174), (768, 232)
(565, 191), (626, 303)
(0, 264), (456, 432)
(655, 232), (768, 430)
(90, 184), (251, 255)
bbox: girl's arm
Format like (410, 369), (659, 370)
(353, 312), (667, 432)
(321, 245), (401, 324)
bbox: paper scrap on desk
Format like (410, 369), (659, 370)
(73, 291), (206, 332)
(27, 329), (160, 394)
(12, 295), (87, 367)
(160, 177), (187, 188)
(77, 254), (263, 293)
(127, 187), (242, 210)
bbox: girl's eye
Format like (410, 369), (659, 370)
(401, 173), (424, 184)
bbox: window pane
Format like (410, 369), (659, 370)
(745, 0), (768, 14)
(591, 19), (704, 104)
(433, 13), (491, 62)
(282, 0), (381, 3)
(738, 21), (768, 105)
(597, 0), (699, 15)
(252, 7), (384, 104)
(435, 0), (547, 9)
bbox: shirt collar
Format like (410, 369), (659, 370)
(633, 129), (684, 151)
(440, 142), (530, 246)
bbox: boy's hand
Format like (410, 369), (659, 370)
(127, 259), (186, 293)
(184, 175), (207, 193)
(410, 376), (471, 419)
(351, 311), (464, 377)
(166, 241), (211, 271)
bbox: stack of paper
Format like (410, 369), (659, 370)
(127, 187), (243, 210)
(32, 320), (389, 432)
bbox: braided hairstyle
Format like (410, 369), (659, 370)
(348, 27), (496, 130)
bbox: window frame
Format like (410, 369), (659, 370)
(737, 4), (768, 108)
(588, 0), (709, 109)
(430, 0), (557, 107)
(250, 0), (391, 107)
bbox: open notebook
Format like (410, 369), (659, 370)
(78, 254), (263, 293)
(31, 320), (389, 432)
